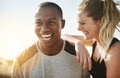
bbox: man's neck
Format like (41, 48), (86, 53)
(38, 39), (64, 56)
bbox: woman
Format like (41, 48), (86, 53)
(63, 0), (120, 78)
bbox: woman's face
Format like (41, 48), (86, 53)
(77, 11), (101, 40)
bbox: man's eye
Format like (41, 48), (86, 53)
(35, 22), (42, 26)
(48, 22), (56, 26)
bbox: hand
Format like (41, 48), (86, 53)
(75, 41), (92, 71)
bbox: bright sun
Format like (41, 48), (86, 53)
(0, 31), (37, 60)
(0, 35), (21, 60)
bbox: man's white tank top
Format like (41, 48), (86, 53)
(13, 40), (89, 78)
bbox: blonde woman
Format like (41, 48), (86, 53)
(63, 0), (120, 78)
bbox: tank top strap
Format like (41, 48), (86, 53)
(91, 41), (97, 58)
(109, 37), (119, 47)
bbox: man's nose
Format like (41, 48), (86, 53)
(41, 24), (49, 31)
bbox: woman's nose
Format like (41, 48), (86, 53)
(78, 25), (82, 31)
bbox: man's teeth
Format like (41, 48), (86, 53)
(41, 34), (52, 40)
(41, 34), (51, 37)
(43, 37), (51, 40)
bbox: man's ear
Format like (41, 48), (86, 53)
(61, 19), (65, 29)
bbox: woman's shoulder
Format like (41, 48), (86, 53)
(108, 37), (120, 54)
(107, 41), (120, 59)
(105, 40), (120, 77)
(105, 39), (120, 64)
(109, 38), (120, 52)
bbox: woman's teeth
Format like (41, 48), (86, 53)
(83, 32), (88, 35)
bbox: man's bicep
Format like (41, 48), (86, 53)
(12, 61), (23, 78)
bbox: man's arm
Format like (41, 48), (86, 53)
(12, 60), (23, 78)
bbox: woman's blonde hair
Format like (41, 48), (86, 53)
(78, 0), (120, 59)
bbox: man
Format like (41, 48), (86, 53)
(12, 2), (89, 78)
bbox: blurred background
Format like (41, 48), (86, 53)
(0, 58), (13, 78)
(0, 0), (120, 78)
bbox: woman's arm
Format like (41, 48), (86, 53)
(62, 34), (93, 46)
(106, 42), (120, 78)
(61, 34), (92, 70)
(71, 35), (93, 46)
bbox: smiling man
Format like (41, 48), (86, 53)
(12, 2), (89, 78)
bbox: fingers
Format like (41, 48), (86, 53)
(76, 51), (84, 68)
(76, 51), (92, 71)
(76, 51), (80, 62)
(83, 54), (92, 71)
(85, 51), (92, 71)
(88, 56), (92, 71)
(83, 55), (87, 70)
(80, 53), (83, 68)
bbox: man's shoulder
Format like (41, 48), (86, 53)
(64, 41), (76, 55)
(17, 43), (38, 66)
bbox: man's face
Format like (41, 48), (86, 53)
(35, 7), (64, 48)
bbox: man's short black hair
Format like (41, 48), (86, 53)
(39, 2), (63, 19)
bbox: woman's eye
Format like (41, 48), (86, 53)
(79, 22), (85, 25)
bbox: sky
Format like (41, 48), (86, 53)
(0, 0), (120, 60)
